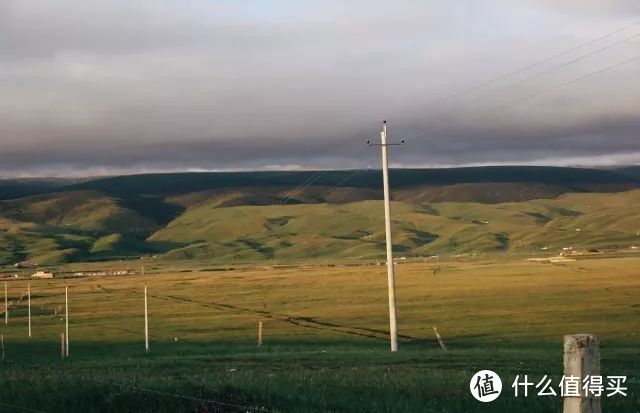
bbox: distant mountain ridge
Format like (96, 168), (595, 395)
(615, 165), (640, 179)
(0, 178), (79, 200)
(62, 165), (639, 195)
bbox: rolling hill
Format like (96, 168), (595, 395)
(149, 190), (640, 261)
(0, 166), (638, 265)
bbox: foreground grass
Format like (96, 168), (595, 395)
(0, 257), (639, 412)
(2, 343), (638, 412)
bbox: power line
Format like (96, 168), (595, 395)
(279, 170), (326, 204)
(500, 54), (640, 108)
(225, 169), (366, 260)
(322, 169), (363, 198)
(405, 53), (640, 140)
(421, 18), (640, 106)
(2, 360), (273, 412)
(104, 379), (275, 412)
(391, 18), (640, 142)
(276, 171), (323, 204)
(214, 170), (331, 250)
(0, 401), (48, 413)
(493, 32), (640, 95)
(277, 169), (391, 257)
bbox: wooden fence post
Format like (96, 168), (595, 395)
(257, 321), (263, 347)
(563, 334), (600, 413)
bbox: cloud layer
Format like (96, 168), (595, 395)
(1, 0), (639, 177)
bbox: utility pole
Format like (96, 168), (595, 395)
(144, 285), (149, 353)
(368, 120), (404, 352)
(65, 286), (69, 357)
(28, 284), (31, 338)
(4, 282), (7, 324)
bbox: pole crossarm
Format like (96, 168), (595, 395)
(366, 140), (405, 147)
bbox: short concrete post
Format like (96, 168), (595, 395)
(257, 321), (263, 347)
(563, 334), (600, 413)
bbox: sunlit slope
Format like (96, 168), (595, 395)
(1, 182), (639, 264)
(149, 190), (640, 260)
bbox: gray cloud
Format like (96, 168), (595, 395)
(0, 0), (639, 177)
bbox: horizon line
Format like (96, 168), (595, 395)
(1, 163), (638, 181)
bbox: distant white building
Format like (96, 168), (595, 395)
(31, 271), (54, 279)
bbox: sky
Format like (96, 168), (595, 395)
(1, 0), (639, 177)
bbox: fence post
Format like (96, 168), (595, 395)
(563, 334), (600, 413)
(257, 321), (263, 347)
(433, 326), (448, 351)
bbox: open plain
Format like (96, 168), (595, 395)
(1, 255), (638, 412)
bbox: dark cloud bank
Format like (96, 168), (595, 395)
(0, 0), (639, 177)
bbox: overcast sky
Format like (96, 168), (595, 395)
(1, 0), (639, 177)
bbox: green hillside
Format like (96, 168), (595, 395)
(149, 189), (640, 261)
(0, 167), (638, 265)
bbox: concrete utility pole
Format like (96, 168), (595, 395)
(28, 284), (31, 338)
(4, 282), (7, 324)
(368, 120), (404, 352)
(65, 286), (69, 356)
(144, 285), (149, 353)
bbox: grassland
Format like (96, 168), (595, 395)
(0, 166), (638, 265)
(3, 188), (640, 266)
(151, 189), (640, 260)
(0, 256), (638, 412)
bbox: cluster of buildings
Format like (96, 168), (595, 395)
(2, 269), (135, 280)
(31, 271), (55, 279)
(71, 270), (132, 277)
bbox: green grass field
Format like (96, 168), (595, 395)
(1, 256), (638, 412)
